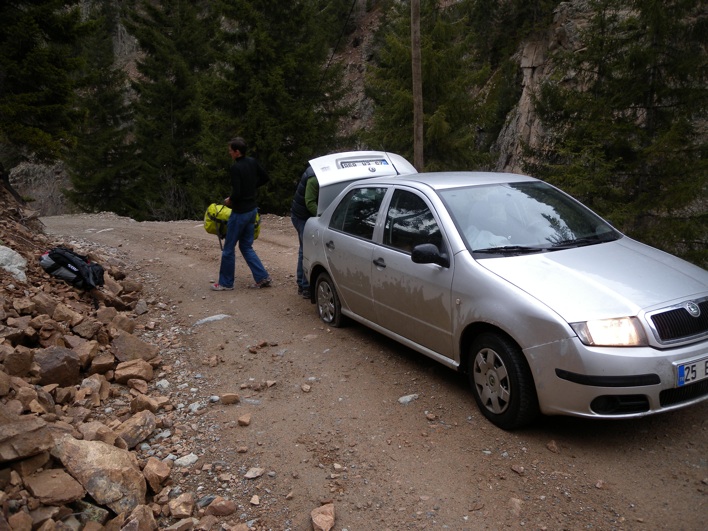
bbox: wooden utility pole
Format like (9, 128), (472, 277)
(411, 0), (424, 171)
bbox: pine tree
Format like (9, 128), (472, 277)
(124, 0), (221, 220)
(530, 0), (707, 265)
(213, 0), (349, 212)
(64, 2), (136, 215)
(364, 0), (490, 171)
(0, 1), (86, 165)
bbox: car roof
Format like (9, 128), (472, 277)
(354, 171), (539, 190)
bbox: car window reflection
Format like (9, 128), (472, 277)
(330, 187), (387, 240)
(439, 182), (619, 252)
(384, 190), (443, 254)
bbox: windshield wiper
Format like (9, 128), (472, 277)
(551, 233), (617, 249)
(473, 245), (546, 256)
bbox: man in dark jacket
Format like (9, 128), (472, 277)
(290, 165), (318, 298)
(211, 137), (271, 291)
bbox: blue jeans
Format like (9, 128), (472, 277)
(291, 214), (309, 292)
(218, 208), (268, 288)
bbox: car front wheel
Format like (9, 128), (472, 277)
(468, 333), (539, 430)
(315, 272), (343, 327)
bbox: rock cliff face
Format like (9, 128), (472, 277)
(493, 0), (590, 172)
(10, 0), (588, 215)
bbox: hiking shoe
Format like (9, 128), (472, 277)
(301, 289), (310, 299)
(250, 277), (272, 289)
(210, 283), (234, 291)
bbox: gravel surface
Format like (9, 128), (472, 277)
(41, 212), (707, 531)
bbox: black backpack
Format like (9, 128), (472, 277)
(39, 247), (105, 290)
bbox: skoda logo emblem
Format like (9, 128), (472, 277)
(368, 167), (376, 173)
(685, 301), (701, 318)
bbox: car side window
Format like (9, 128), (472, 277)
(384, 190), (443, 253)
(329, 187), (387, 240)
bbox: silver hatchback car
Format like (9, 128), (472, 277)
(302, 169), (708, 429)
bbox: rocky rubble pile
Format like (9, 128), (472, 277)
(0, 187), (278, 530)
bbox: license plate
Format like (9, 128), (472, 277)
(341, 159), (389, 168)
(676, 356), (708, 386)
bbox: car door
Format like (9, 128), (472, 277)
(323, 186), (388, 322)
(371, 188), (455, 358)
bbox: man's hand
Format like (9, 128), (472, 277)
(224, 197), (232, 207)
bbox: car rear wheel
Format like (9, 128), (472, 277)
(315, 272), (343, 327)
(468, 333), (539, 430)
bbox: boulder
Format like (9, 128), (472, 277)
(72, 318), (102, 339)
(31, 291), (59, 316)
(143, 457), (171, 493)
(79, 421), (128, 449)
(124, 504), (158, 531)
(115, 410), (157, 449)
(34, 346), (81, 387)
(0, 370), (10, 396)
(51, 434), (146, 515)
(111, 331), (159, 362)
(24, 468), (85, 505)
(0, 410), (54, 463)
(3, 345), (34, 377)
(114, 359), (153, 384)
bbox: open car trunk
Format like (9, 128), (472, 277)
(309, 151), (417, 215)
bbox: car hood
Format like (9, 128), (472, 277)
(479, 238), (708, 322)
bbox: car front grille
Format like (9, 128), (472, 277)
(649, 298), (708, 343)
(660, 378), (708, 407)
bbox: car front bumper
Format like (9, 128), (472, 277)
(527, 337), (708, 418)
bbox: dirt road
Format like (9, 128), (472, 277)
(42, 212), (707, 530)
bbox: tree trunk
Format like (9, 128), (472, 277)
(411, 0), (424, 171)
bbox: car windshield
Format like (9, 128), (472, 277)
(438, 181), (620, 255)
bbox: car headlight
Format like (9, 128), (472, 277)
(571, 317), (648, 347)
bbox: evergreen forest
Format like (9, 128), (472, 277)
(0, 0), (706, 266)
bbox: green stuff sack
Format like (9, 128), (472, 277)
(204, 203), (232, 238)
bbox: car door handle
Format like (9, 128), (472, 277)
(373, 257), (386, 268)
(325, 241), (335, 250)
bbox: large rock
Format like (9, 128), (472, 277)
(0, 370), (10, 396)
(114, 359), (153, 384)
(34, 345), (81, 386)
(3, 345), (34, 377)
(24, 468), (85, 505)
(143, 457), (171, 493)
(0, 324), (23, 344)
(0, 410), (54, 463)
(52, 303), (84, 326)
(168, 492), (195, 518)
(79, 421), (128, 449)
(124, 504), (157, 531)
(31, 291), (58, 316)
(114, 410), (156, 449)
(111, 313), (135, 334)
(51, 434), (146, 514)
(111, 331), (159, 362)
(72, 318), (102, 339)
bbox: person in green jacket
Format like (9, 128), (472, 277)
(290, 165), (319, 298)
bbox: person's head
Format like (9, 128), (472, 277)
(228, 137), (247, 159)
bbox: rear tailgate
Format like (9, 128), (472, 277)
(310, 151), (416, 215)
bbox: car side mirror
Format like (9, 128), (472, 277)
(411, 243), (450, 268)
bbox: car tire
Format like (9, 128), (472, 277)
(468, 333), (539, 430)
(315, 272), (344, 327)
